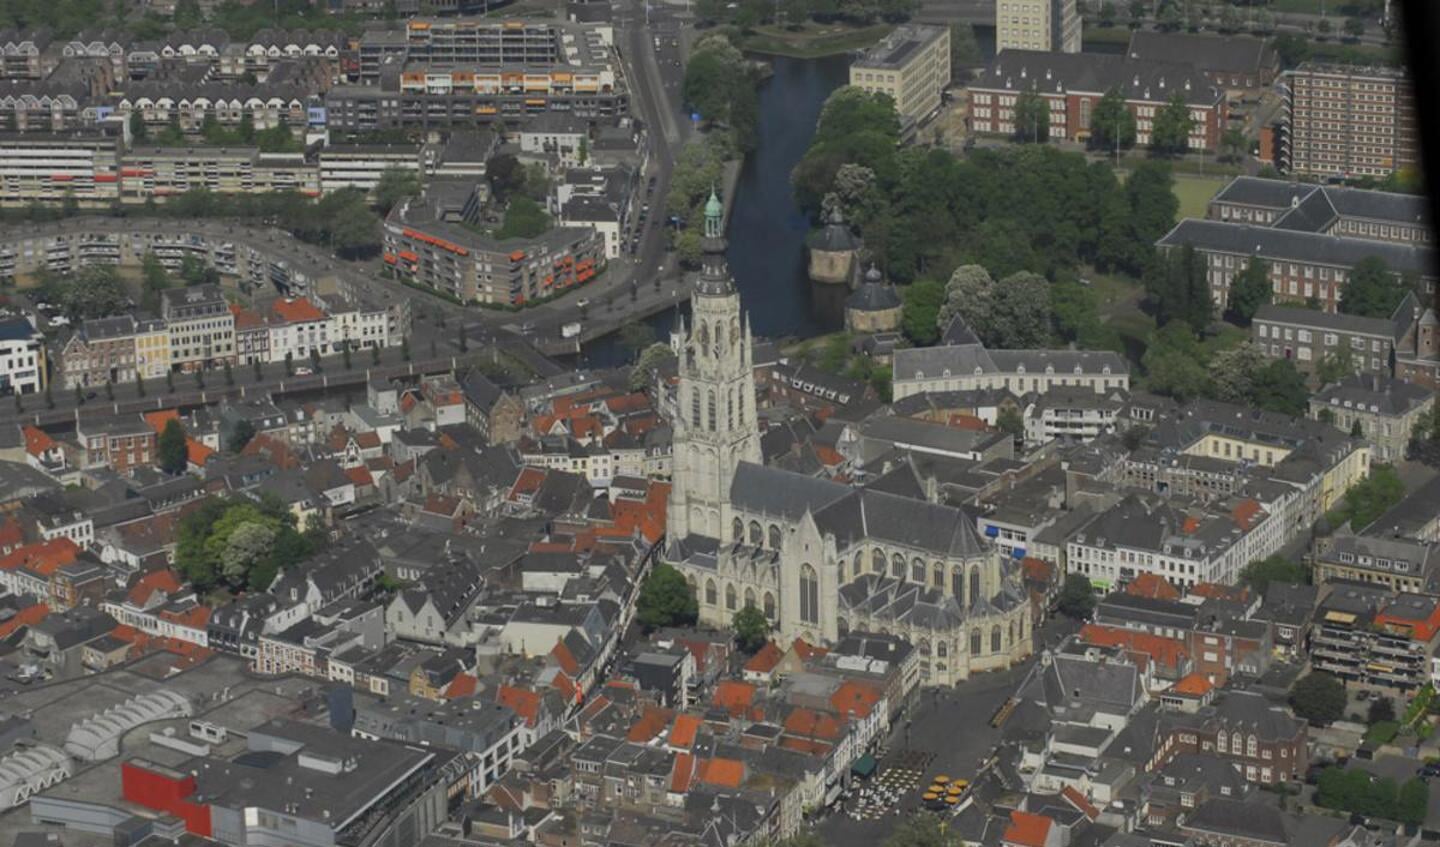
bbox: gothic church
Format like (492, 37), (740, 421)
(665, 192), (1033, 686)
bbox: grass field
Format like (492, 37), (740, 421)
(738, 23), (892, 57)
(1172, 173), (1230, 219)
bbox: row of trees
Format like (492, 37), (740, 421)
(682, 33), (761, 152)
(1139, 323), (1309, 414)
(1316, 767), (1430, 826)
(666, 135), (734, 268)
(693, 0), (916, 29)
(794, 88), (1182, 284)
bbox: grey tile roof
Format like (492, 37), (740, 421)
(978, 49), (1223, 107)
(1312, 373), (1433, 417)
(1158, 218), (1440, 278)
(1125, 31), (1276, 76)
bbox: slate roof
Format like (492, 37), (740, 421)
(1126, 31), (1276, 76)
(978, 49), (1223, 106)
(1213, 177), (1430, 227)
(1158, 218), (1440, 277)
(1312, 373), (1433, 417)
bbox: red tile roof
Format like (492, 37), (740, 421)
(669, 713), (702, 749)
(791, 638), (828, 661)
(550, 671), (578, 703)
(0, 516), (24, 552)
(497, 685), (542, 725)
(626, 706), (675, 743)
(830, 679), (883, 720)
(346, 466), (375, 487)
(1003, 811), (1053, 847)
(551, 638), (580, 675)
(229, 304), (266, 330)
(1172, 673), (1215, 697)
(0, 538), (80, 577)
(713, 680), (757, 718)
(783, 707), (842, 741)
(271, 297), (326, 323)
(742, 641), (783, 675)
(1061, 786), (1100, 821)
(0, 603), (48, 639)
(1079, 623), (1189, 673)
(22, 425), (57, 457)
(1125, 573), (1181, 601)
(142, 409), (180, 433)
(670, 752), (696, 793)
(695, 757), (744, 788)
(127, 569), (183, 606)
(1231, 498), (1263, 531)
(186, 438), (215, 467)
(443, 673), (478, 699)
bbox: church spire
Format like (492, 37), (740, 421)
(696, 186), (734, 296)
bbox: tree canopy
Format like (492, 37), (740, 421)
(682, 34), (760, 150)
(1057, 574), (1096, 619)
(1227, 257), (1271, 324)
(1326, 464), (1405, 531)
(1240, 555), (1307, 593)
(937, 265), (1053, 348)
(1340, 256), (1408, 318)
(496, 196), (551, 240)
(901, 279), (946, 345)
(158, 419), (189, 475)
(636, 564), (698, 631)
(1289, 672), (1346, 725)
(733, 605), (771, 653)
(176, 495), (319, 591)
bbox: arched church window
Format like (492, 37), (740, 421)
(768, 524), (782, 550)
(697, 322), (708, 353)
(728, 388), (735, 430)
(911, 558), (925, 583)
(853, 552), (864, 582)
(799, 564), (819, 625)
(705, 579), (717, 606)
(918, 638), (931, 656)
(991, 625), (1002, 653)
(707, 389), (716, 431)
(969, 566), (981, 603)
(748, 521), (762, 546)
(744, 587), (756, 609)
(837, 616), (849, 636)
(971, 628), (982, 655)
(732, 518), (743, 542)
(1009, 620), (1017, 647)
(731, 317), (740, 347)
(933, 564), (943, 587)
(763, 591), (776, 620)
(891, 554), (904, 579)
(690, 389), (700, 429)
(872, 549), (885, 573)
(725, 584), (737, 611)
(937, 641), (948, 658)
(952, 567), (964, 598)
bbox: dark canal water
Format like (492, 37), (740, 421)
(581, 53), (851, 367)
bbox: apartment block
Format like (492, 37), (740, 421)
(120, 146), (320, 199)
(1310, 584), (1440, 693)
(383, 192), (604, 306)
(1283, 63), (1418, 180)
(0, 316), (47, 395)
(970, 51), (1224, 151)
(996, 0), (1080, 54)
(849, 24), (951, 126)
(0, 131), (122, 207)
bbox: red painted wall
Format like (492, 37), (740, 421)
(121, 760), (213, 838)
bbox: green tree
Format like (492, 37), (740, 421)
(620, 323), (657, 356)
(949, 23), (981, 71)
(1227, 257), (1271, 324)
(997, 406), (1024, 443)
(1142, 322), (1210, 399)
(1098, 0), (1117, 27)
(1340, 256), (1406, 318)
(1252, 359), (1309, 416)
(373, 167), (421, 215)
(630, 343), (677, 391)
(636, 563), (699, 631)
(1290, 672), (1347, 725)
(61, 264), (129, 321)
(733, 605), (771, 653)
(1240, 555), (1307, 593)
(1057, 573), (1096, 619)
(496, 196), (551, 239)
(1151, 94), (1196, 155)
(901, 279), (946, 345)
(1397, 778), (1429, 826)
(228, 419), (256, 454)
(1327, 464), (1405, 531)
(158, 418), (189, 474)
(1012, 87), (1049, 143)
(883, 813), (956, 847)
(1158, 1), (1183, 31)
(1316, 346), (1356, 385)
(1317, 16), (1332, 38)
(1089, 88), (1137, 152)
(309, 348), (322, 373)
(128, 110), (148, 143)
(486, 153), (527, 201)
(1221, 127), (1248, 163)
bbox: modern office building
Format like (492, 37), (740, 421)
(1282, 63), (1418, 180)
(996, 0), (1080, 54)
(848, 24), (951, 126)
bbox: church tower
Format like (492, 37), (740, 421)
(666, 189), (761, 545)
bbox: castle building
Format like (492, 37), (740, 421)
(665, 193), (1033, 686)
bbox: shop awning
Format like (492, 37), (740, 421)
(851, 754), (877, 778)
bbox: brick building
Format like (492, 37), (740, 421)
(1155, 691), (1308, 785)
(969, 51), (1223, 151)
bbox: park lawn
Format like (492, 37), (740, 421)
(739, 22), (892, 58)
(1173, 173), (1230, 219)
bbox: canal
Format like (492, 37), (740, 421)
(582, 53), (852, 367)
